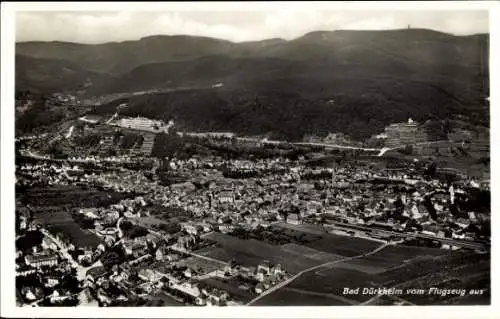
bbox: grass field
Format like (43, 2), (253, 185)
(274, 223), (381, 257)
(253, 286), (355, 306)
(47, 223), (103, 249)
(32, 207), (103, 249)
(279, 243), (345, 262)
(302, 232), (380, 257)
(255, 248), (489, 306)
(317, 244), (450, 275)
(195, 232), (342, 274)
(389, 253), (490, 305)
(20, 186), (131, 208)
(133, 216), (168, 228)
(32, 208), (74, 224)
(290, 267), (376, 303)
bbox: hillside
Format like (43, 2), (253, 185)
(16, 29), (489, 75)
(89, 80), (488, 141)
(16, 35), (237, 74)
(16, 29), (489, 140)
(16, 55), (115, 93)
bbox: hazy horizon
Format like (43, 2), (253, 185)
(15, 27), (490, 45)
(16, 10), (489, 44)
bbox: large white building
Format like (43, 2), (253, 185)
(384, 118), (427, 148)
(25, 252), (58, 268)
(114, 116), (168, 133)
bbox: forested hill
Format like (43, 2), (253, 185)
(16, 29), (489, 140)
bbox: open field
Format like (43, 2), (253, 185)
(275, 222), (327, 235)
(279, 243), (345, 262)
(253, 286), (355, 306)
(290, 267), (376, 303)
(254, 247), (489, 306)
(30, 206), (103, 249)
(303, 233), (382, 257)
(317, 244), (451, 275)
(47, 223), (103, 249)
(195, 232), (342, 274)
(133, 216), (168, 228)
(19, 186), (132, 208)
(32, 208), (74, 224)
(274, 222), (381, 257)
(392, 255), (490, 305)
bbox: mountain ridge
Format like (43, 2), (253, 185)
(15, 28), (489, 141)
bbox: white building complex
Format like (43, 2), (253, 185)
(114, 116), (172, 133)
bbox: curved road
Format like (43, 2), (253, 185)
(116, 217), (125, 239)
(246, 242), (389, 305)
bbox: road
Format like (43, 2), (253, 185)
(236, 137), (382, 152)
(40, 228), (78, 269)
(116, 217), (125, 239)
(65, 126), (74, 139)
(21, 149), (134, 165)
(168, 245), (227, 266)
(40, 228), (102, 281)
(246, 242), (389, 306)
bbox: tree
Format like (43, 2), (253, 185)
(48, 142), (67, 159)
(399, 145), (413, 155)
(424, 162), (437, 177)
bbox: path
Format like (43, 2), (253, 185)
(246, 242), (389, 305)
(116, 217), (125, 238)
(169, 245), (227, 266)
(65, 125), (74, 139)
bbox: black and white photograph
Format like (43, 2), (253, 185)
(1, 1), (498, 318)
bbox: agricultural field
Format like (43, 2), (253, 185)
(289, 266), (376, 303)
(195, 233), (342, 274)
(275, 222), (327, 235)
(22, 191), (105, 250)
(386, 253), (490, 305)
(318, 244), (451, 275)
(145, 204), (194, 223)
(133, 216), (169, 228)
(301, 232), (381, 257)
(47, 223), (103, 249)
(253, 286), (355, 306)
(274, 223), (381, 257)
(257, 248), (490, 306)
(279, 243), (345, 262)
(32, 208), (74, 225)
(19, 186), (132, 209)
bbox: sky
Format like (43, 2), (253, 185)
(16, 9), (489, 44)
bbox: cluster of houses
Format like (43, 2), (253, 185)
(16, 131), (490, 307)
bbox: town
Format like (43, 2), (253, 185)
(15, 94), (490, 306)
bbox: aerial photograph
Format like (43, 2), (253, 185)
(11, 6), (490, 308)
